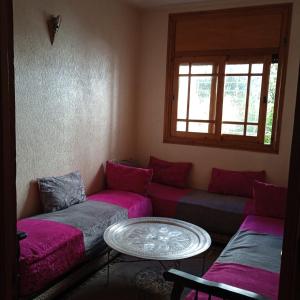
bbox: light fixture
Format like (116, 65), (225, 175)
(47, 15), (61, 45)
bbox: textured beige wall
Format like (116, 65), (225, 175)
(14, 0), (140, 218)
(135, 0), (300, 189)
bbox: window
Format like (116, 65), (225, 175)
(164, 4), (292, 152)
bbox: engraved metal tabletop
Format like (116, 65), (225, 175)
(104, 217), (211, 260)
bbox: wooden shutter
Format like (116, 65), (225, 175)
(172, 4), (291, 55)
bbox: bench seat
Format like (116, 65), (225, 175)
(185, 215), (283, 300)
(148, 182), (252, 239)
(17, 189), (152, 297)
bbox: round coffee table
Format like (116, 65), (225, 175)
(104, 217), (211, 261)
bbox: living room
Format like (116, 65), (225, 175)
(1, 0), (300, 299)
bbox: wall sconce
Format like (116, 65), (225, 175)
(47, 15), (61, 45)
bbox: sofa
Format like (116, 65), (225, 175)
(164, 180), (287, 300)
(17, 159), (286, 299)
(148, 182), (252, 242)
(147, 157), (268, 243)
(17, 190), (152, 298)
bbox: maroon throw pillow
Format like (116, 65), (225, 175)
(148, 156), (192, 188)
(253, 181), (287, 219)
(106, 161), (153, 195)
(208, 168), (266, 197)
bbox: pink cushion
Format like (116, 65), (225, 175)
(106, 161), (153, 195)
(240, 215), (284, 236)
(253, 181), (287, 219)
(147, 182), (191, 217)
(17, 219), (84, 296)
(88, 190), (153, 218)
(148, 156), (192, 188)
(208, 168), (266, 197)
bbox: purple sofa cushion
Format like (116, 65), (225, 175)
(185, 215), (283, 300)
(148, 156), (192, 188)
(106, 161), (153, 195)
(186, 263), (279, 300)
(208, 168), (266, 198)
(240, 215), (284, 236)
(147, 182), (191, 217)
(253, 180), (287, 219)
(88, 189), (153, 218)
(17, 219), (84, 296)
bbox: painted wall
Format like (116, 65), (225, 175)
(14, 0), (140, 218)
(135, 0), (300, 189)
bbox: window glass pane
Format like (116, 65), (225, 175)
(264, 63), (278, 145)
(177, 76), (188, 119)
(189, 76), (212, 120)
(188, 122), (209, 133)
(191, 64), (213, 74)
(225, 64), (249, 74)
(251, 64), (263, 74)
(176, 121), (186, 132)
(246, 125), (258, 136)
(222, 124), (244, 135)
(179, 64), (189, 74)
(222, 76), (248, 122)
(247, 76), (262, 123)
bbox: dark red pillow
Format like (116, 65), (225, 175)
(148, 156), (192, 188)
(208, 168), (266, 197)
(253, 181), (287, 219)
(106, 161), (153, 195)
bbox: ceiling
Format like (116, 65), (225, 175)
(124, 0), (207, 9)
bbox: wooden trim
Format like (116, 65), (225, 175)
(171, 62), (180, 135)
(175, 48), (279, 58)
(175, 55), (225, 64)
(0, 0), (17, 299)
(209, 68), (217, 134)
(164, 3), (291, 153)
(169, 3), (292, 21)
(172, 60), (219, 135)
(173, 131), (217, 140)
(271, 3), (292, 153)
(258, 57), (271, 143)
(185, 65), (191, 131)
(221, 134), (257, 143)
(164, 135), (276, 153)
(215, 60), (225, 138)
(179, 73), (217, 77)
(225, 55), (274, 64)
(163, 16), (176, 141)
(243, 68), (251, 135)
(224, 73), (262, 77)
(222, 121), (258, 126)
(177, 119), (215, 123)
(279, 64), (300, 300)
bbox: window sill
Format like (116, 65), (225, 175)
(163, 135), (279, 153)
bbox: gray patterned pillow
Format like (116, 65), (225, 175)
(37, 171), (86, 213)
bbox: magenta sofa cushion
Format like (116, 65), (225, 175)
(148, 156), (192, 188)
(106, 161), (153, 195)
(240, 215), (284, 236)
(253, 181), (287, 219)
(88, 190), (152, 218)
(17, 219), (84, 296)
(208, 168), (266, 197)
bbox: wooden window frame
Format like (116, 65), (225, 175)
(163, 4), (292, 153)
(171, 57), (220, 138)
